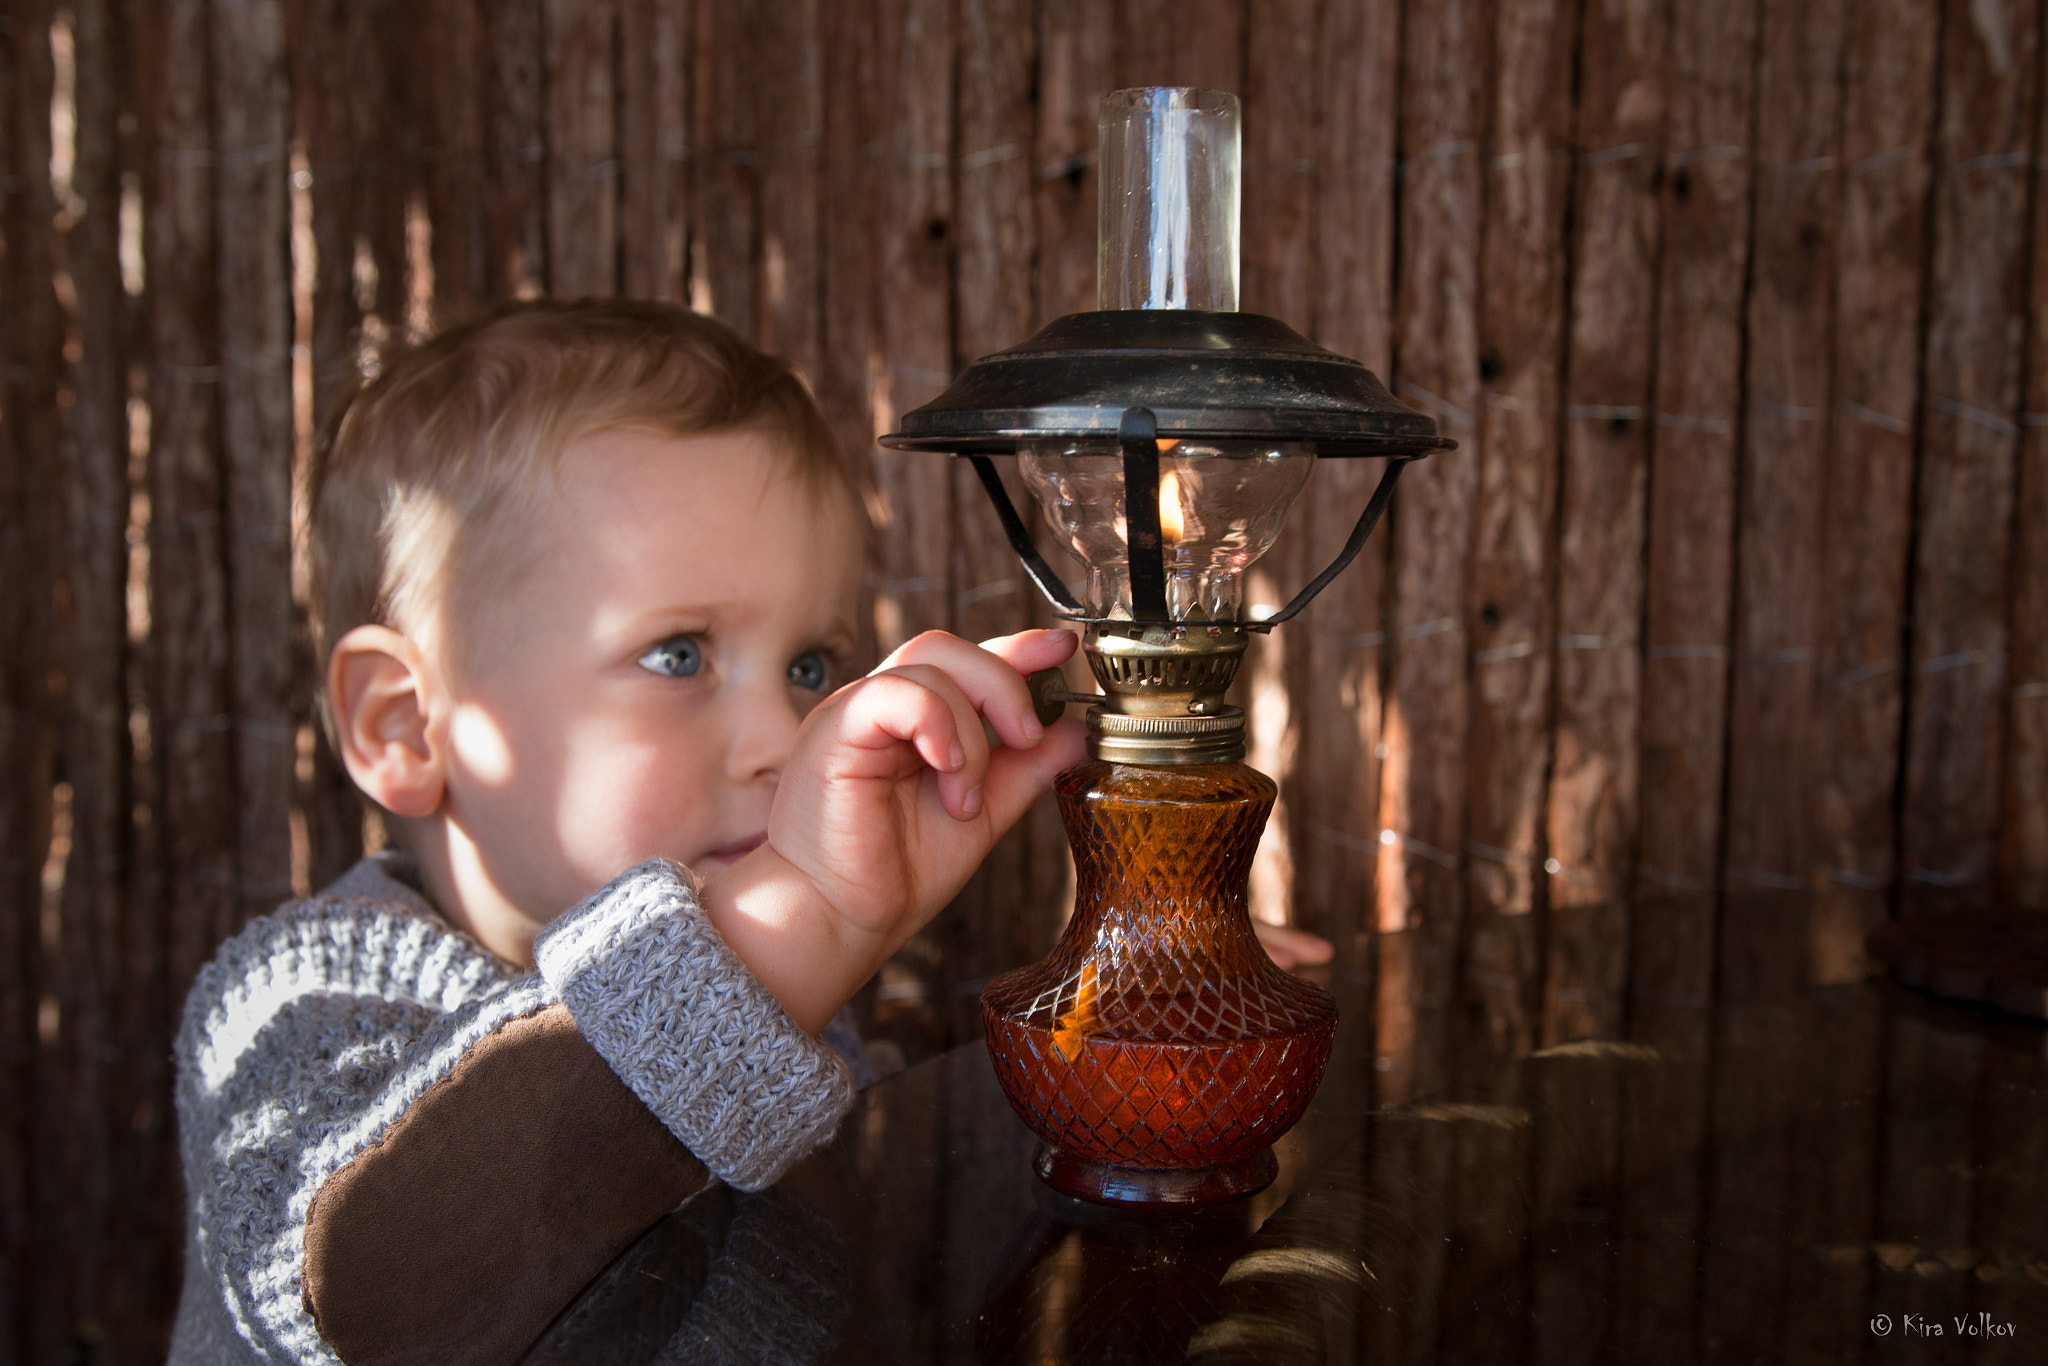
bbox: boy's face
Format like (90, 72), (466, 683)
(439, 426), (864, 938)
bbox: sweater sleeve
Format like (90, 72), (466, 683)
(174, 859), (854, 1366)
(530, 859), (856, 1189)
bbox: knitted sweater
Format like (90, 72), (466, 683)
(169, 853), (860, 1366)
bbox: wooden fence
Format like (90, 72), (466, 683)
(2, 0), (2044, 1359)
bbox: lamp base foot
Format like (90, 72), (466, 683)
(1031, 1143), (1277, 1208)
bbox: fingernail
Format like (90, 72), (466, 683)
(949, 741), (965, 770)
(962, 785), (984, 817)
(1021, 712), (1044, 741)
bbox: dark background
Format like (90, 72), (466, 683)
(2, 0), (2043, 1358)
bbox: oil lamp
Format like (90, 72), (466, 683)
(882, 88), (1451, 1206)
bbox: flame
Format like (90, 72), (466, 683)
(1158, 469), (1186, 545)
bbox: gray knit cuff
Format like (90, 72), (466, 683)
(533, 860), (855, 1191)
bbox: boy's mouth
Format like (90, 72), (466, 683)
(703, 833), (766, 865)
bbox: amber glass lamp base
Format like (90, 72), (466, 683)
(982, 760), (1337, 1208)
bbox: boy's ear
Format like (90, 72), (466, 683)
(328, 625), (447, 819)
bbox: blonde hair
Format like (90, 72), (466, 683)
(309, 299), (849, 674)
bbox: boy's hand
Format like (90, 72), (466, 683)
(773, 628), (1086, 936)
(1255, 921), (1334, 969)
(703, 629), (1086, 1033)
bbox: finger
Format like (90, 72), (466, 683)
(974, 627), (1080, 674)
(835, 670), (976, 813)
(977, 714), (1089, 833)
(878, 630), (1057, 752)
(869, 662), (992, 820)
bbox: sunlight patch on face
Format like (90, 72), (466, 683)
(450, 704), (516, 785)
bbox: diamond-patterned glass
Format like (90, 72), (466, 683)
(983, 760), (1336, 1179)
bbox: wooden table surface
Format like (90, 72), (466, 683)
(525, 920), (2048, 1365)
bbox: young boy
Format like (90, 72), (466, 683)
(171, 298), (1330, 1365)
(169, 299), (1086, 1366)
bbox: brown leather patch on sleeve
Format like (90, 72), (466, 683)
(302, 1002), (709, 1366)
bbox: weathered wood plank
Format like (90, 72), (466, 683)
(1637, 0), (1757, 897)
(816, 0), (878, 483)
(619, 0), (689, 302)
(357, 0), (413, 329)
(1723, 0), (1846, 912)
(138, 0), (237, 1048)
(753, 0), (821, 378)
(869, 0), (955, 657)
(212, 0), (296, 934)
(816, 0), (887, 1048)
(1031, 0), (1112, 325)
(287, 0), (360, 436)
(1375, 0), (1487, 1107)
(958, 0), (1042, 373)
(1542, 0), (1665, 1052)
(109, 5), (182, 1357)
(1615, 27), (1761, 1355)
(284, 0), (367, 893)
(1114, 0), (1245, 92)
(1239, 0), (1317, 940)
(1242, 0), (1316, 331)
(951, 0), (1045, 990)
(482, 0), (547, 297)
(2001, 2), (2048, 909)
(1460, 0), (1575, 1062)
(54, 1), (145, 1353)
(1812, 0), (1940, 973)
(3, 6), (65, 1358)
(1291, 0), (1399, 959)
(851, 0), (962, 1049)
(692, 0), (754, 333)
(1365, 10), (1489, 1364)
(1700, 8), (1848, 1357)
(815, 0), (881, 602)
(1477, 13), (1608, 1363)
(422, 0), (486, 320)
(0, 19), (40, 1355)
(545, 0), (619, 298)
(288, 0), (409, 394)
(1899, 0), (2039, 910)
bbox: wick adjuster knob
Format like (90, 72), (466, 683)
(1027, 667), (1104, 728)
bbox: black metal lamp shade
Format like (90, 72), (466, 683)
(879, 310), (1452, 456)
(878, 308), (1454, 629)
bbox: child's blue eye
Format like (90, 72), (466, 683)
(787, 651), (829, 691)
(638, 636), (704, 678)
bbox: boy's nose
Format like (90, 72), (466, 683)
(724, 685), (802, 784)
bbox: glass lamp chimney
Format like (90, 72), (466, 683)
(1097, 88), (1241, 312)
